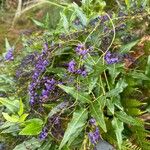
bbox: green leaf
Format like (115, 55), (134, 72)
(60, 12), (69, 32)
(87, 77), (98, 94)
(107, 64), (124, 84)
(112, 117), (124, 149)
(18, 113), (29, 122)
(73, 3), (87, 26)
(106, 79), (128, 97)
(120, 40), (139, 53)
(90, 100), (107, 132)
(0, 98), (19, 113)
(116, 79), (128, 90)
(48, 101), (69, 118)
(19, 119), (43, 135)
(58, 84), (91, 103)
(112, 96), (123, 111)
(5, 37), (11, 50)
(38, 140), (52, 150)
(32, 19), (45, 28)
(94, 65), (106, 75)
(126, 108), (144, 116)
(1, 125), (19, 133)
(18, 99), (24, 116)
(25, 118), (43, 124)
(145, 55), (150, 76)
(125, 0), (131, 9)
(59, 109), (88, 149)
(124, 99), (144, 107)
(82, 0), (93, 6)
(106, 99), (114, 114)
(45, 13), (50, 29)
(0, 121), (15, 130)
(2, 112), (19, 122)
(115, 111), (143, 126)
(47, 67), (66, 78)
(129, 72), (150, 81)
(13, 138), (41, 150)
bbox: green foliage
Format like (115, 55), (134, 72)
(120, 40), (139, 54)
(0, 0), (150, 149)
(90, 100), (107, 132)
(19, 119), (43, 135)
(112, 117), (124, 149)
(0, 97), (19, 113)
(59, 109), (88, 149)
(58, 84), (91, 103)
(13, 138), (41, 150)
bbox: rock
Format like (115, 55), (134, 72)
(95, 140), (116, 150)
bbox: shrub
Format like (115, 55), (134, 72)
(0, 0), (150, 150)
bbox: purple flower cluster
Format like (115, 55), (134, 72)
(39, 102), (69, 141)
(116, 23), (126, 32)
(104, 51), (119, 64)
(32, 51), (49, 81)
(46, 114), (64, 140)
(90, 14), (112, 26)
(39, 127), (48, 140)
(29, 82), (38, 106)
(40, 78), (56, 101)
(76, 66), (87, 77)
(29, 43), (49, 106)
(68, 60), (87, 77)
(5, 48), (14, 61)
(89, 16), (101, 26)
(75, 44), (89, 58)
(88, 127), (101, 145)
(68, 60), (76, 73)
(88, 118), (101, 145)
(101, 15), (109, 22)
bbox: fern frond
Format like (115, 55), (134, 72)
(131, 126), (150, 150)
(121, 140), (141, 150)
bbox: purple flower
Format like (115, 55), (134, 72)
(29, 97), (35, 106)
(28, 81), (38, 106)
(68, 60), (76, 73)
(40, 78), (57, 101)
(76, 66), (87, 77)
(81, 70), (87, 77)
(45, 78), (56, 91)
(28, 43), (50, 107)
(90, 16), (101, 26)
(41, 89), (49, 99)
(43, 43), (48, 51)
(53, 116), (60, 125)
(102, 15), (109, 21)
(5, 48), (14, 61)
(75, 44), (89, 58)
(104, 51), (119, 64)
(89, 118), (96, 125)
(74, 18), (81, 26)
(39, 127), (48, 140)
(88, 127), (101, 145)
(32, 53), (49, 81)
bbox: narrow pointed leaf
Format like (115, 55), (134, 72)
(90, 100), (107, 132)
(18, 99), (24, 116)
(120, 40), (139, 53)
(58, 84), (91, 103)
(112, 117), (124, 149)
(0, 98), (19, 113)
(116, 111), (143, 126)
(59, 109), (88, 149)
